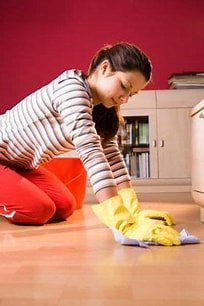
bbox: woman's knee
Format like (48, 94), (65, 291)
(10, 198), (56, 226)
(51, 192), (77, 221)
(63, 194), (77, 218)
(35, 199), (56, 224)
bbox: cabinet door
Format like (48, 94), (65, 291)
(157, 108), (191, 178)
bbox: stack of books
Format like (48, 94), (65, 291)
(123, 151), (150, 178)
(168, 72), (204, 89)
(118, 120), (149, 146)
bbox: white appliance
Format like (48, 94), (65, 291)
(191, 99), (204, 222)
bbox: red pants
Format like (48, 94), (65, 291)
(0, 164), (76, 225)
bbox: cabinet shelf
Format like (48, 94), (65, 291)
(118, 116), (150, 178)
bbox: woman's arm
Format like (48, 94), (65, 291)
(53, 72), (119, 198)
(95, 181), (132, 202)
(117, 180), (132, 190)
(95, 186), (118, 202)
(101, 136), (133, 189)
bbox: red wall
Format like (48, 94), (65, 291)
(0, 0), (204, 112)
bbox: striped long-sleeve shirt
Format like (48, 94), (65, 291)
(0, 69), (130, 193)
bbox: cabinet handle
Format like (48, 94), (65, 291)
(159, 140), (164, 147)
(152, 140), (157, 147)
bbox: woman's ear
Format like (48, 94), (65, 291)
(100, 60), (111, 75)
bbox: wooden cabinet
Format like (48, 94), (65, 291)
(84, 89), (204, 201)
(120, 89), (204, 185)
(120, 108), (157, 178)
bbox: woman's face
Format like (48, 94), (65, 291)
(89, 60), (149, 108)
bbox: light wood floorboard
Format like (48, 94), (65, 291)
(0, 194), (204, 306)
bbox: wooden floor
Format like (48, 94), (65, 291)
(0, 194), (204, 306)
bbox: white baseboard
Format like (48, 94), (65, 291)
(84, 178), (192, 204)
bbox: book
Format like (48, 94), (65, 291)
(168, 72), (204, 89)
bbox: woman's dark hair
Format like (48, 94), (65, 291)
(92, 104), (121, 142)
(88, 42), (152, 82)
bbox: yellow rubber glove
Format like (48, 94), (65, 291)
(125, 218), (181, 246)
(92, 195), (181, 246)
(118, 188), (175, 226)
(92, 196), (134, 233)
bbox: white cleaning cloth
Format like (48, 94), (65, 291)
(112, 228), (200, 248)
